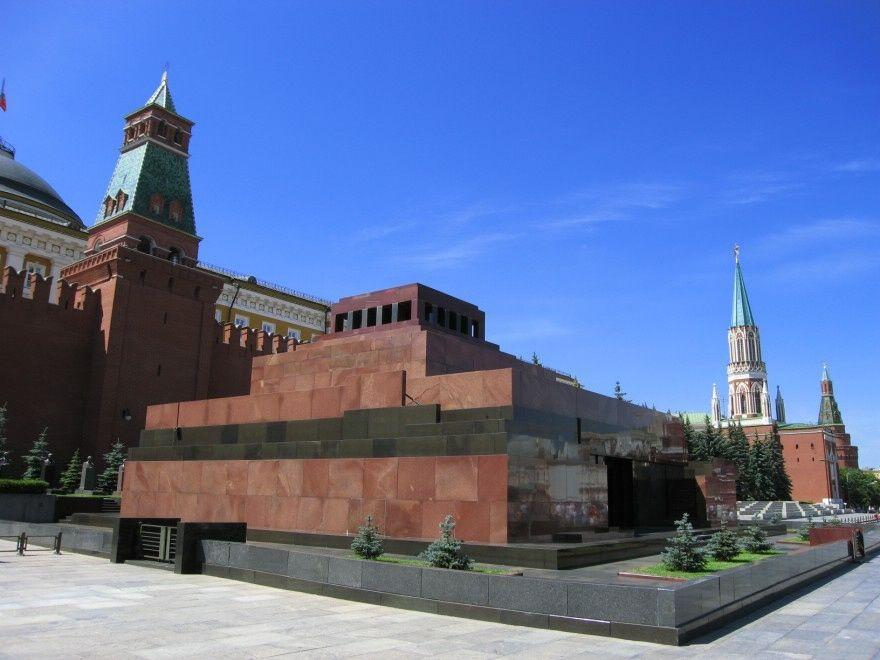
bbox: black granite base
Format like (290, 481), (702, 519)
(197, 532), (880, 646)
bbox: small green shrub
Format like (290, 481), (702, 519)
(421, 515), (472, 570)
(796, 517), (815, 542)
(741, 525), (774, 553)
(661, 513), (707, 572)
(0, 478), (50, 494)
(351, 515), (384, 559)
(59, 449), (83, 494)
(706, 527), (740, 561)
(828, 516), (842, 526)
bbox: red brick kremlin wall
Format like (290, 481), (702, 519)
(120, 455), (508, 543)
(0, 257), (293, 467)
(0, 269), (100, 465)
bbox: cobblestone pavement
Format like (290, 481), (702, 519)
(1, 540), (879, 659)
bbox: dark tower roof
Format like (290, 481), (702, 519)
(818, 363), (843, 426)
(730, 246), (756, 328)
(0, 142), (84, 229)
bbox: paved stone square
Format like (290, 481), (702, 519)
(1, 540), (879, 658)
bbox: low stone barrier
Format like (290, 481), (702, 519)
(0, 520), (113, 557)
(0, 494), (106, 523)
(199, 532), (880, 645)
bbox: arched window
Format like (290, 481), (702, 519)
(168, 200), (182, 223)
(150, 193), (164, 216)
(173, 129), (182, 144)
(167, 247), (182, 265)
(739, 393), (746, 414)
(753, 387), (762, 415)
(736, 335), (745, 362)
(93, 238), (104, 253)
(157, 121), (168, 138)
(137, 235), (154, 254)
(115, 190), (128, 213)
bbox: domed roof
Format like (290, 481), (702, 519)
(0, 147), (84, 229)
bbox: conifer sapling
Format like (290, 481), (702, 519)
(420, 515), (472, 570)
(351, 515), (384, 559)
(741, 525), (774, 553)
(706, 527), (740, 561)
(661, 513), (707, 572)
(22, 427), (50, 480)
(59, 449), (84, 494)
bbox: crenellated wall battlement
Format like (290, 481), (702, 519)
(214, 321), (298, 356)
(0, 266), (101, 316)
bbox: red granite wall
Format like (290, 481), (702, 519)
(120, 454), (508, 543)
(694, 459), (738, 526)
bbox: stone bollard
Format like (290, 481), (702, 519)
(40, 453), (55, 485)
(115, 460), (125, 495)
(77, 456), (97, 494)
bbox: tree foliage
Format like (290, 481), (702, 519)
(741, 525), (774, 553)
(420, 515), (472, 570)
(706, 527), (740, 561)
(97, 441), (126, 494)
(59, 449), (84, 494)
(839, 468), (880, 510)
(351, 515), (384, 559)
(681, 417), (791, 502)
(22, 427), (50, 480)
(661, 514), (707, 572)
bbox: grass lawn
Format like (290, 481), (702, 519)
(364, 555), (517, 575)
(780, 536), (810, 545)
(630, 550), (782, 579)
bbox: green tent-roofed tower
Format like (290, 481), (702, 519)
(818, 363), (844, 426)
(92, 71), (198, 247)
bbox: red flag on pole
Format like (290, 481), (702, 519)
(0, 79), (6, 112)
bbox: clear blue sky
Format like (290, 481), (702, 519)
(5, 2), (879, 464)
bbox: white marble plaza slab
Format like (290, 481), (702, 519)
(1, 539), (879, 658)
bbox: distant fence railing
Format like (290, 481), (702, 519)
(197, 261), (331, 306)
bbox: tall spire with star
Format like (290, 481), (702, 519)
(725, 245), (771, 422)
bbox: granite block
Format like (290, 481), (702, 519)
(361, 561), (422, 597)
(378, 592), (439, 613)
(372, 438), (397, 458)
(227, 566), (255, 583)
(323, 583), (382, 604)
(499, 610), (550, 629)
(566, 582), (660, 626)
(203, 563), (230, 578)
(200, 540), (230, 567)
(316, 418), (343, 441)
(438, 601), (502, 623)
(547, 615), (611, 637)
(287, 552), (329, 582)
(328, 557), (363, 588)
(253, 570), (290, 589)
(286, 420), (317, 442)
(400, 404), (439, 425)
(488, 575), (567, 616)
(609, 622), (680, 645)
(673, 577), (720, 626)
(227, 542), (250, 570)
(421, 567), (489, 606)
(244, 544), (289, 575)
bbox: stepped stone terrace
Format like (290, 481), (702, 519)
(124, 283), (728, 544)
